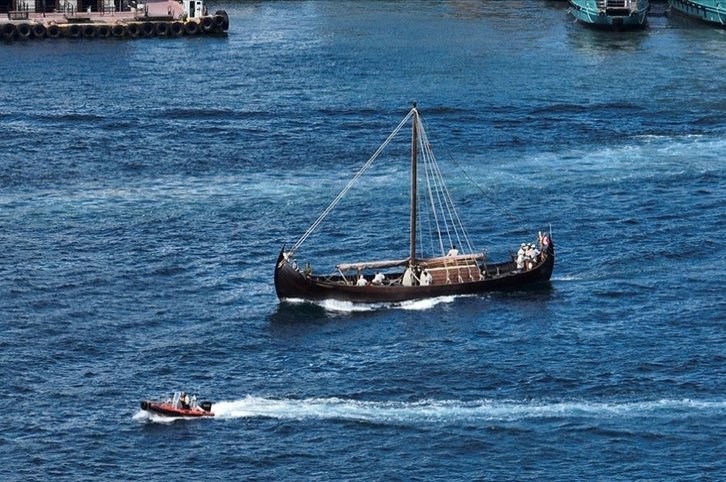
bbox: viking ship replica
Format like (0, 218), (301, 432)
(274, 105), (554, 304)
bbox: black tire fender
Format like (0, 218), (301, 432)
(32, 23), (47, 39)
(155, 21), (169, 36)
(212, 15), (225, 32)
(184, 21), (199, 35)
(46, 24), (60, 38)
(17, 23), (32, 40)
(97, 24), (111, 38)
(170, 21), (184, 36)
(2, 23), (17, 41)
(82, 24), (97, 38)
(141, 21), (155, 37)
(214, 10), (229, 31)
(201, 16), (213, 32)
(112, 24), (125, 38)
(126, 23), (140, 38)
(67, 24), (81, 38)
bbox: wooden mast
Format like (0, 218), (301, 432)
(409, 104), (418, 264)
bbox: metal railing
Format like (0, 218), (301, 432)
(8, 2), (29, 19)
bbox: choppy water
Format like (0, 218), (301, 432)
(1, 1), (724, 480)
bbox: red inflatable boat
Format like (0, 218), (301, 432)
(140, 392), (214, 418)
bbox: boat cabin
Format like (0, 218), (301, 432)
(183, 0), (206, 18)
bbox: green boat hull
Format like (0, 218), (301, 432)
(569, 0), (650, 30)
(669, 0), (726, 27)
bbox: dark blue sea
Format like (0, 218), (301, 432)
(1, 1), (724, 480)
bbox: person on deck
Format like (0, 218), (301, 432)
(447, 245), (459, 256)
(403, 268), (414, 286)
(356, 275), (367, 286)
(372, 272), (385, 285)
(421, 269), (433, 286)
(516, 252), (525, 271)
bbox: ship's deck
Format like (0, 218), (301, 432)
(6, 0), (185, 25)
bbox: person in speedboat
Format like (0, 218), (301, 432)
(180, 392), (191, 409)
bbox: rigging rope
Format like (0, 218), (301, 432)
(417, 116), (475, 256)
(289, 109), (415, 255)
(427, 142), (475, 254)
(289, 108), (530, 260)
(420, 130), (446, 256)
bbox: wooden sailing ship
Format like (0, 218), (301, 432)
(274, 105), (554, 304)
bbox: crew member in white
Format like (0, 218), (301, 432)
(421, 269), (433, 286)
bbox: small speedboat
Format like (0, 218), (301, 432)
(140, 391), (214, 418)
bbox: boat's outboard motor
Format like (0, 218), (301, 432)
(200, 401), (213, 412)
(140, 401), (149, 410)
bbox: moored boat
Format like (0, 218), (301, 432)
(0, 0), (229, 42)
(140, 392), (214, 418)
(569, 0), (650, 29)
(669, 0), (726, 27)
(274, 105), (555, 304)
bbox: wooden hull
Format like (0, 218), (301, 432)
(274, 243), (555, 304)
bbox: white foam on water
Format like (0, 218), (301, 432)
(132, 410), (182, 424)
(209, 396), (726, 424)
(316, 299), (379, 313)
(530, 133), (725, 178)
(551, 274), (585, 282)
(289, 295), (461, 313)
(396, 295), (459, 311)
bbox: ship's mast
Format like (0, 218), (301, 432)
(410, 104), (418, 264)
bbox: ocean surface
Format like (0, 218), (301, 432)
(1, 1), (724, 480)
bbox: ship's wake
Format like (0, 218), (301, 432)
(132, 410), (184, 423)
(285, 295), (461, 313)
(208, 396), (725, 424)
